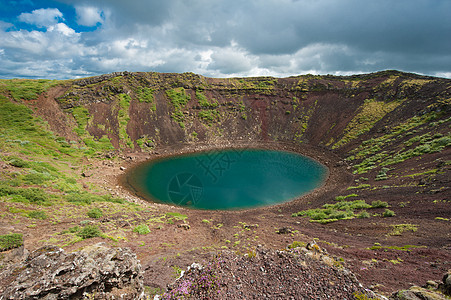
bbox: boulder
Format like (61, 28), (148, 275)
(0, 243), (144, 299)
(438, 270), (451, 296)
(390, 286), (447, 300)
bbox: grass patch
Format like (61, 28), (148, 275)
(292, 200), (372, 223)
(346, 184), (371, 190)
(0, 233), (23, 251)
(0, 79), (59, 101)
(166, 212), (188, 221)
(335, 194), (358, 201)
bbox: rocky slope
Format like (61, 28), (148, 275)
(0, 70), (450, 298)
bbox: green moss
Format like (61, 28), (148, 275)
(387, 224), (417, 236)
(381, 134), (451, 166)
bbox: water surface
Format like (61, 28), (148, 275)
(127, 148), (327, 210)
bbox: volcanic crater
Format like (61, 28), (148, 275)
(0, 70), (450, 298)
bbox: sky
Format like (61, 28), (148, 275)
(0, 0), (450, 79)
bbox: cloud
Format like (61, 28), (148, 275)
(207, 46), (255, 75)
(18, 8), (63, 28)
(75, 6), (104, 27)
(1, 0), (450, 79)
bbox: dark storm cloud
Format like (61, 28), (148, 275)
(0, 0), (450, 79)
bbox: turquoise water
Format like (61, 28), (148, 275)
(126, 149), (327, 210)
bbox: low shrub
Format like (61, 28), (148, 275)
(22, 173), (52, 185)
(371, 200), (388, 208)
(383, 209), (395, 217)
(77, 225), (102, 239)
(87, 208), (103, 218)
(0, 185), (49, 204)
(27, 210), (47, 220)
(357, 210), (370, 219)
(133, 224), (151, 235)
(6, 156), (30, 168)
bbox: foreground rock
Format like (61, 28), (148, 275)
(0, 243), (143, 299)
(390, 270), (451, 300)
(161, 245), (380, 299)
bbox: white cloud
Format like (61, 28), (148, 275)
(207, 46), (256, 75)
(75, 6), (104, 27)
(18, 8), (63, 28)
(48, 23), (77, 36)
